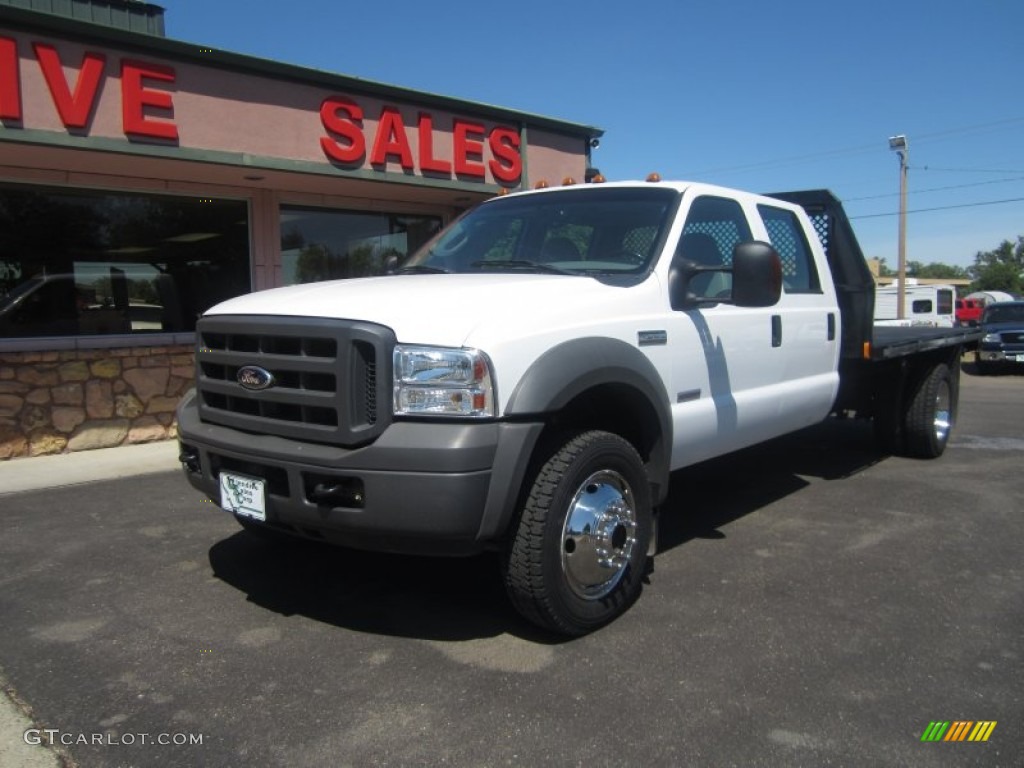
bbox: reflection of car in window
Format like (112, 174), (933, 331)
(0, 274), (86, 336)
(0, 273), (164, 337)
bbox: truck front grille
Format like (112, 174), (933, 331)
(195, 315), (394, 447)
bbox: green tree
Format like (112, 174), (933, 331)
(970, 237), (1024, 294)
(295, 243), (330, 284)
(906, 260), (970, 280)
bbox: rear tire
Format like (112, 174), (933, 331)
(903, 363), (954, 458)
(503, 430), (652, 636)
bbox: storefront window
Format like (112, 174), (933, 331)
(280, 205), (442, 285)
(0, 184), (250, 338)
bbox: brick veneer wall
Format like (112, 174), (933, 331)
(0, 344), (194, 459)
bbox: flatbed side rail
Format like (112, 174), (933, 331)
(869, 326), (983, 361)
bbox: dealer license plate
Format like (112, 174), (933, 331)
(219, 472), (266, 521)
(1014, 354), (1024, 362)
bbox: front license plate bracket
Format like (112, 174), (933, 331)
(219, 471), (267, 522)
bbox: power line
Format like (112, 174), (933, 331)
(687, 116), (1024, 177)
(920, 166), (1024, 174)
(687, 142), (877, 176)
(850, 197), (1024, 220)
(910, 116), (1024, 145)
(845, 176), (1024, 201)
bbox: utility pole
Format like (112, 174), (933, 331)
(889, 135), (909, 319)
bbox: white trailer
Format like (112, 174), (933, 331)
(875, 284), (956, 327)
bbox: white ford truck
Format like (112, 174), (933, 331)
(177, 180), (980, 635)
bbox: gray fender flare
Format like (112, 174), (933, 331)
(476, 337), (673, 542)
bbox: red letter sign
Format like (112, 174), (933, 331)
(453, 119), (486, 179)
(488, 127), (522, 184)
(121, 60), (178, 140)
(370, 107), (414, 169)
(0, 36), (20, 120)
(320, 96), (365, 164)
(33, 42), (105, 129)
(417, 112), (451, 175)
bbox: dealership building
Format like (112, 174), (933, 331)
(0, 0), (601, 459)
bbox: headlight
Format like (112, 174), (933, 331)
(982, 333), (1000, 343)
(393, 345), (496, 418)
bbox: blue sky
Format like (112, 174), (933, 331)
(156, 0), (1024, 270)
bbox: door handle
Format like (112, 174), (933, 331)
(771, 315), (782, 347)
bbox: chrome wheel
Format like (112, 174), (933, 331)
(561, 470), (638, 600)
(933, 378), (952, 445)
(904, 362), (956, 459)
(504, 430), (652, 635)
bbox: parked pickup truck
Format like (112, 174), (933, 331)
(177, 180), (981, 635)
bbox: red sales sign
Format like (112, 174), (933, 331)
(0, 35), (521, 183)
(320, 97), (521, 183)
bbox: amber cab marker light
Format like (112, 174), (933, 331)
(562, 177), (577, 186)
(534, 180), (549, 189)
(589, 173), (606, 183)
(646, 172), (662, 183)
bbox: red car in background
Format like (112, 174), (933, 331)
(955, 298), (983, 326)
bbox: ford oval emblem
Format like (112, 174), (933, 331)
(237, 365), (275, 391)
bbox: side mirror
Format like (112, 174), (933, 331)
(731, 241), (782, 308)
(667, 257), (724, 311)
(668, 240), (783, 310)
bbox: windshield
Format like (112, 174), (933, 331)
(402, 187), (679, 275)
(983, 304), (1024, 324)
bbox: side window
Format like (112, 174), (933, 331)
(675, 196), (753, 299)
(912, 299), (933, 314)
(757, 205), (821, 293)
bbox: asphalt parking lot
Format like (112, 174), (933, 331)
(1, 364), (1021, 767)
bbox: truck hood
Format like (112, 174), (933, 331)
(204, 273), (659, 347)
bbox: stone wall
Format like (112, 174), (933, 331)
(0, 344), (193, 459)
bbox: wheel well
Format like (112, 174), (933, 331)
(538, 382), (668, 500)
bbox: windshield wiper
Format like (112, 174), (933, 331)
(470, 259), (572, 275)
(395, 264), (449, 274)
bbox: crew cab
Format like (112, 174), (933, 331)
(177, 180), (980, 635)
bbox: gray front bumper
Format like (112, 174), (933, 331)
(176, 391), (543, 555)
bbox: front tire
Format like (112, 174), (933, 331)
(503, 431), (652, 636)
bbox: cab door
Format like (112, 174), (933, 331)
(664, 194), (838, 469)
(752, 201), (840, 427)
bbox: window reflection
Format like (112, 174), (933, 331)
(0, 185), (250, 338)
(280, 205), (442, 285)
